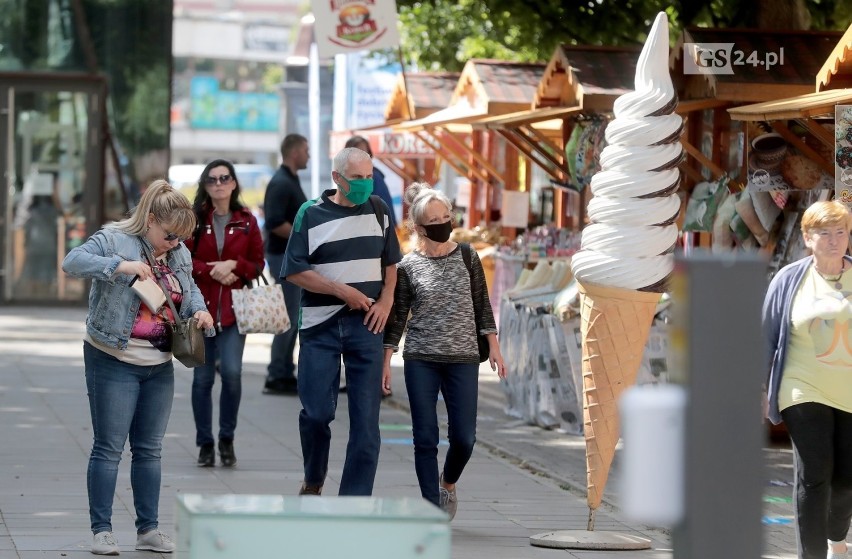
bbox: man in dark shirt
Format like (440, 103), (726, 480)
(262, 134), (309, 395)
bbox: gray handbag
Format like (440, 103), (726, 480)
(141, 243), (206, 368)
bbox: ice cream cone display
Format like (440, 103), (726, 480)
(569, 12), (681, 520)
(578, 282), (661, 513)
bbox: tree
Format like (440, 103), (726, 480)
(396, 0), (852, 71)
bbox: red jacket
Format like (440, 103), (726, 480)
(184, 206), (265, 330)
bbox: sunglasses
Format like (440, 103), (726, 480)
(157, 222), (185, 242)
(204, 174), (233, 186)
(163, 231), (184, 242)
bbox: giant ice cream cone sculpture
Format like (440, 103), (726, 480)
(569, 12), (682, 520)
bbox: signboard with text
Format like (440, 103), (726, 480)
(329, 130), (434, 159)
(311, 0), (400, 57)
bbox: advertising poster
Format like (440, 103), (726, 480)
(189, 77), (279, 131)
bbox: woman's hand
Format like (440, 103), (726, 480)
(761, 389), (769, 420)
(193, 311), (214, 330)
(117, 260), (152, 280)
(217, 272), (240, 286)
(486, 334), (507, 379)
(382, 362), (393, 395)
(207, 260), (237, 283)
(381, 348), (394, 396)
(490, 350), (507, 379)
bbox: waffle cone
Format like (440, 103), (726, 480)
(578, 281), (660, 510)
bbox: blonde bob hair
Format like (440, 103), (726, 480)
(108, 179), (196, 239)
(800, 200), (852, 235)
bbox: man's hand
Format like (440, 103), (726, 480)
(364, 297), (392, 334)
(339, 284), (374, 312)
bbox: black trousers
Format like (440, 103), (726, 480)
(781, 402), (852, 559)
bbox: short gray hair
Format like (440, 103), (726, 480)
(332, 147), (372, 176)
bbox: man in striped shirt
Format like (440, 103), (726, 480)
(283, 147), (401, 496)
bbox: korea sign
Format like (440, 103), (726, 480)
(311, 0), (400, 57)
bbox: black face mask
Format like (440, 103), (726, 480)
(421, 220), (453, 243)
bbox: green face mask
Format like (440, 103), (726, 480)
(340, 177), (374, 205)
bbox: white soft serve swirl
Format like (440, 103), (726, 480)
(570, 12), (683, 291)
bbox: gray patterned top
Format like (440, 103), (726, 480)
(384, 245), (497, 363)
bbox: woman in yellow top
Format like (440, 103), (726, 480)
(763, 200), (852, 559)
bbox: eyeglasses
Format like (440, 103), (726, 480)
(204, 174), (233, 186)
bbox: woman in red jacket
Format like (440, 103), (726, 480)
(185, 159), (265, 467)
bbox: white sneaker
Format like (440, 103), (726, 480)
(828, 539), (848, 559)
(91, 531), (119, 555)
(135, 529), (175, 553)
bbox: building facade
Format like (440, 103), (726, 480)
(0, 0), (173, 304)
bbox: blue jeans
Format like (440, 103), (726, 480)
(782, 403), (852, 559)
(404, 360), (479, 506)
(192, 325), (246, 446)
(298, 312), (383, 495)
(83, 342), (174, 534)
(266, 252), (300, 382)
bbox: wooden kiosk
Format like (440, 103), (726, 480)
(394, 60), (546, 227)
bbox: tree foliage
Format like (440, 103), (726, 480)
(397, 0), (852, 71)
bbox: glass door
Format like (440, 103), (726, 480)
(0, 76), (104, 303)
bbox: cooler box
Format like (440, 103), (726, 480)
(175, 494), (450, 559)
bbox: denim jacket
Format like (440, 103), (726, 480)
(62, 227), (208, 350)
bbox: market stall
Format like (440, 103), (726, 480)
(497, 26), (851, 438)
(329, 71), (459, 186)
(674, 27), (844, 249)
(477, 45), (641, 230)
(395, 60), (546, 227)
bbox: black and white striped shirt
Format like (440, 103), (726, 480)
(283, 190), (401, 330)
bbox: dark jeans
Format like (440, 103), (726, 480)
(297, 311), (383, 495)
(404, 359), (479, 506)
(191, 324), (246, 446)
(266, 252), (300, 382)
(781, 402), (852, 559)
(84, 342), (173, 534)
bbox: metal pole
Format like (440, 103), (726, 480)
(397, 46), (412, 120)
(308, 41), (321, 199)
(670, 251), (766, 559)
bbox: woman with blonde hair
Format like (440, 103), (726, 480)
(63, 180), (214, 555)
(763, 200), (852, 559)
(383, 182), (506, 520)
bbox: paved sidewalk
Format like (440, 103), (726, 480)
(0, 307), (796, 558)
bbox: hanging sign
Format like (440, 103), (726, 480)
(311, 0), (400, 57)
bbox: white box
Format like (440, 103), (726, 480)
(175, 494), (450, 559)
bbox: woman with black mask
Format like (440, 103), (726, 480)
(383, 182), (506, 520)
